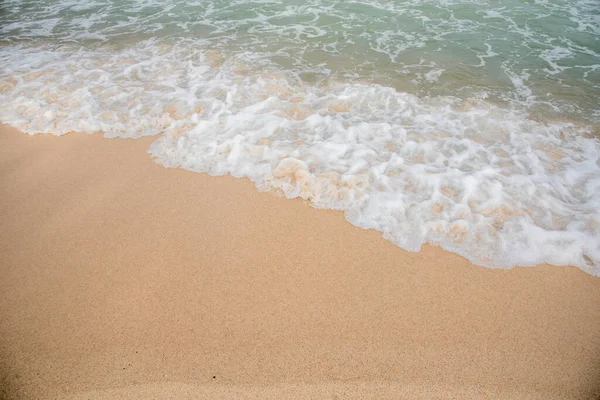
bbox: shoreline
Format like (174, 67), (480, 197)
(1, 124), (599, 399)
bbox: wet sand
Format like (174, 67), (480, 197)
(1, 124), (599, 399)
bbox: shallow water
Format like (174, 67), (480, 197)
(1, 0), (599, 275)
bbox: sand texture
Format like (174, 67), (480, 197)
(1, 125), (599, 399)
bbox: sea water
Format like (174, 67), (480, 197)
(1, 0), (599, 275)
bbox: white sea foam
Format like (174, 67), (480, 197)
(424, 69), (444, 82)
(1, 42), (599, 275)
(1, 0), (599, 274)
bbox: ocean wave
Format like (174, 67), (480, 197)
(1, 41), (599, 275)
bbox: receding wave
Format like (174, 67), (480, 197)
(1, 40), (599, 275)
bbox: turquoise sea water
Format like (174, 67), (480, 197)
(1, 0), (599, 275)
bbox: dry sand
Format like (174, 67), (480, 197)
(1, 124), (599, 399)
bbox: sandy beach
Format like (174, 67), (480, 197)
(0, 124), (599, 399)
